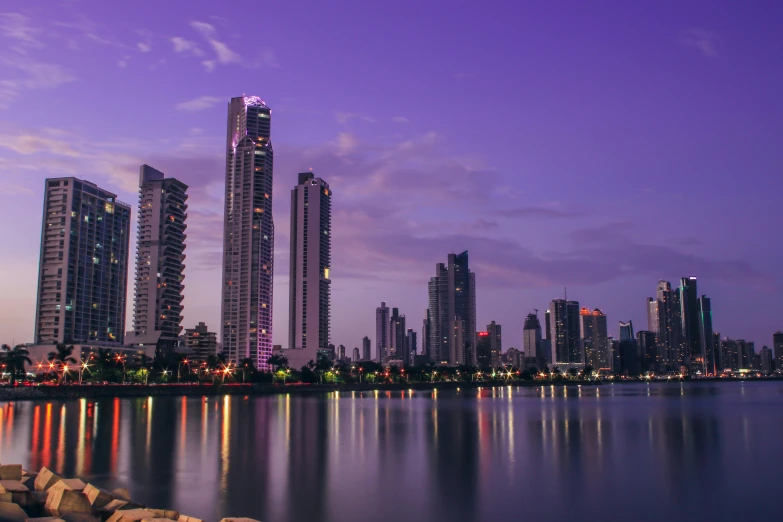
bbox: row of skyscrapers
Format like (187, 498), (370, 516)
(31, 96), (336, 370)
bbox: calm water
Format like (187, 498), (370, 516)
(0, 382), (781, 522)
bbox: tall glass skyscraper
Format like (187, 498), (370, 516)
(220, 96), (275, 370)
(34, 177), (131, 345)
(427, 251), (476, 366)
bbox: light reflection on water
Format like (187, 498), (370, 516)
(0, 382), (781, 522)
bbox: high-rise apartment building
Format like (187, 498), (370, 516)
(427, 251), (477, 365)
(487, 321), (502, 367)
(406, 329), (417, 364)
(287, 172), (331, 360)
(353, 347), (360, 362)
(376, 302), (390, 362)
(619, 320), (634, 341)
(133, 165), (188, 356)
(760, 346), (773, 375)
(183, 322), (218, 363)
(220, 96), (275, 370)
(547, 299), (580, 364)
(697, 295), (716, 375)
(390, 307), (407, 362)
(580, 308), (608, 368)
(523, 312), (544, 361)
(637, 330), (657, 373)
(34, 177), (131, 345)
(421, 310), (431, 360)
(362, 336), (371, 361)
(476, 332), (491, 369)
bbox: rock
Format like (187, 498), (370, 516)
(35, 469), (62, 492)
(52, 480), (85, 493)
(60, 514), (99, 522)
(0, 466), (22, 481)
(44, 484), (91, 517)
(82, 485), (113, 509)
(0, 501), (27, 522)
(31, 491), (48, 505)
(105, 509), (158, 522)
(176, 516), (203, 522)
(219, 519), (261, 522)
(102, 500), (144, 512)
(139, 519), (177, 522)
(28, 518), (65, 522)
(110, 490), (130, 502)
(0, 493), (11, 502)
(0, 480), (33, 507)
(146, 511), (177, 521)
(21, 476), (37, 491)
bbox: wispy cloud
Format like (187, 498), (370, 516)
(171, 36), (203, 56)
(0, 56), (76, 108)
(176, 95), (223, 112)
(190, 21), (240, 69)
(0, 13), (42, 50)
(682, 28), (718, 57)
(497, 206), (582, 219)
(336, 111), (376, 124)
(392, 116), (410, 124)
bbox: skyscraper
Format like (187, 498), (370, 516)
(773, 331), (783, 371)
(760, 346), (773, 375)
(487, 321), (502, 367)
(427, 251), (477, 365)
(476, 332), (491, 369)
(133, 165), (188, 357)
(406, 329), (418, 364)
(522, 312), (544, 361)
(287, 172), (331, 361)
(376, 302), (390, 362)
(679, 277), (703, 374)
(34, 177), (131, 345)
(548, 299), (580, 364)
(637, 330), (657, 373)
(421, 310), (431, 360)
(220, 96), (275, 370)
(698, 295), (715, 375)
(579, 308), (608, 368)
(362, 336), (372, 361)
(647, 280), (683, 370)
(390, 307), (407, 362)
(619, 320), (634, 341)
(353, 347), (360, 362)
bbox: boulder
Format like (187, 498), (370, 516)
(219, 519), (261, 522)
(31, 492), (48, 505)
(43, 485), (91, 517)
(105, 509), (158, 522)
(0, 480), (33, 507)
(60, 514), (99, 522)
(21, 476), (37, 491)
(0, 466), (22, 481)
(110, 490), (130, 502)
(52, 481), (85, 493)
(28, 518), (65, 522)
(146, 511), (177, 521)
(139, 519), (177, 522)
(0, 493), (11, 503)
(35, 469), (62, 492)
(82, 485), (113, 509)
(0, 501), (27, 522)
(176, 516), (203, 522)
(102, 500), (144, 513)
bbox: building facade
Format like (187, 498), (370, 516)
(133, 165), (188, 356)
(427, 251), (477, 366)
(523, 313), (544, 361)
(487, 321), (502, 367)
(389, 308), (407, 363)
(287, 172), (331, 360)
(184, 322), (218, 362)
(579, 308), (608, 368)
(34, 177), (131, 345)
(476, 332), (491, 369)
(362, 336), (371, 361)
(773, 331), (783, 371)
(220, 96), (275, 370)
(353, 347), (360, 362)
(647, 280), (683, 370)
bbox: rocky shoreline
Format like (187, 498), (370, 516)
(0, 464), (255, 522)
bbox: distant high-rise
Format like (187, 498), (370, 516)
(698, 295), (716, 375)
(220, 96), (275, 370)
(548, 299), (580, 364)
(133, 165), (188, 356)
(760, 346), (773, 375)
(421, 310), (431, 360)
(476, 332), (491, 369)
(637, 331), (657, 373)
(522, 313), (544, 361)
(34, 177), (131, 345)
(678, 277), (703, 374)
(353, 347), (360, 362)
(427, 251), (476, 365)
(406, 329), (417, 365)
(288, 172), (331, 359)
(773, 332), (783, 371)
(390, 308), (407, 362)
(362, 336), (371, 361)
(376, 302), (390, 362)
(619, 320), (634, 341)
(647, 280), (683, 370)
(487, 321), (502, 367)
(184, 322), (218, 363)
(338, 345), (345, 360)
(579, 308), (608, 368)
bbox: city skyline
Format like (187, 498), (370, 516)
(1, 2), (782, 351)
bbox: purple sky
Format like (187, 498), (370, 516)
(1, 1), (781, 350)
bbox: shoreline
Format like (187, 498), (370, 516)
(0, 377), (777, 402)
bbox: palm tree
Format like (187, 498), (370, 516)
(2, 345), (32, 386)
(206, 353), (228, 383)
(92, 348), (114, 382)
(267, 354), (288, 372)
(48, 344), (77, 384)
(239, 358), (256, 382)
